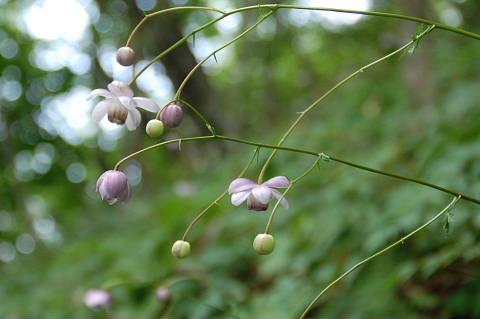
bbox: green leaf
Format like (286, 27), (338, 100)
(407, 23), (428, 55)
(444, 212), (454, 233)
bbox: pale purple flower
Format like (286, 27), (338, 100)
(228, 176), (290, 211)
(155, 286), (171, 302)
(96, 170), (131, 205)
(84, 289), (112, 309)
(88, 80), (159, 130)
(160, 103), (183, 128)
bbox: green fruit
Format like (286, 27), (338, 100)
(253, 234), (275, 255)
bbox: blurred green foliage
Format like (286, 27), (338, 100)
(1, 0), (480, 318)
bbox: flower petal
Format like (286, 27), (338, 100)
(133, 97), (159, 112)
(263, 176), (290, 189)
(91, 100), (110, 122)
(125, 109), (141, 130)
(98, 181), (114, 201)
(87, 89), (114, 100)
(96, 172), (106, 192)
(271, 189), (289, 209)
(231, 191), (251, 206)
(251, 185), (272, 204)
(108, 81), (134, 97)
(117, 96), (137, 110)
(118, 184), (132, 203)
(228, 178), (256, 194)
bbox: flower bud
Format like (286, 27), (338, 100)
(96, 170), (131, 205)
(116, 46), (135, 66)
(160, 103), (183, 128)
(146, 119), (164, 138)
(253, 234), (275, 255)
(171, 240), (191, 258)
(155, 286), (171, 303)
(84, 289), (112, 309)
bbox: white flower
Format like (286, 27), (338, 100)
(84, 289), (112, 309)
(88, 81), (159, 130)
(228, 176), (290, 211)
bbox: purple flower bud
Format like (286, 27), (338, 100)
(116, 46), (135, 66)
(160, 103), (183, 128)
(84, 289), (112, 309)
(96, 170), (131, 205)
(155, 286), (171, 302)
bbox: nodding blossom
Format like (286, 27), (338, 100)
(88, 81), (159, 130)
(84, 289), (112, 309)
(96, 170), (131, 205)
(155, 286), (171, 302)
(228, 176), (290, 211)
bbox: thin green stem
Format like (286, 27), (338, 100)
(113, 136), (215, 170)
(264, 157), (321, 234)
(257, 24), (436, 183)
(128, 5), (480, 85)
(113, 135), (480, 205)
(299, 195), (461, 319)
(182, 148), (260, 241)
(125, 6), (225, 47)
(325, 154), (480, 204)
(173, 10), (274, 101)
(129, 13), (229, 86)
(177, 98), (216, 135)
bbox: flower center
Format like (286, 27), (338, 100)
(247, 195), (269, 211)
(107, 104), (128, 124)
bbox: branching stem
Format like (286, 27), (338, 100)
(299, 195), (462, 319)
(257, 25), (436, 183)
(114, 135), (480, 205)
(127, 5), (480, 85)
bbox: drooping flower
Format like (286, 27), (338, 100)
(96, 170), (131, 205)
(84, 289), (112, 309)
(160, 103), (183, 128)
(155, 286), (171, 303)
(228, 176), (290, 211)
(88, 81), (159, 130)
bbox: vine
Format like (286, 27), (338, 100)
(87, 4), (480, 317)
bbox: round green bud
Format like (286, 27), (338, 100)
(171, 240), (191, 259)
(146, 119), (164, 138)
(253, 234), (275, 255)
